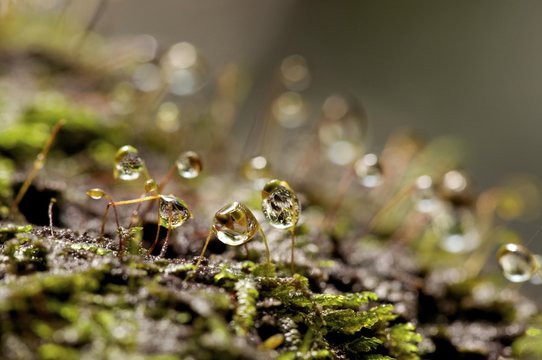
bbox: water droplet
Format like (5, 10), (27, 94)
(261, 179), (300, 229)
(280, 55), (310, 91)
(145, 179), (158, 194)
(440, 170), (470, 202)
(114, 145), (145, 181)
(326, 140), (356, 166)
(241, 156), (271, 186)
(413, 175), (440, 214)
(212, 202), (259, 246)
(132, 63), (162, 92)
(497, 243), (539, 283)
(272, 91), (309, 128)
(354, 153), (383, 188)
(86, 188), (106, 200)
(435, 207), (480, 253)
(176, 151), (202, 179)
(156, 102), (180, 132)
(161, 42), (208, 96)
(158, 195), (192, 228)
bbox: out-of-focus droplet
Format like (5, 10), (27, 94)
(436, 208), (480, 253)
(132, 63), (162, 92)
(176, 151), (202, 179)
(261, 179), (301, 229)
(161, 42), (208, 96)
(440, 170), (471, 202)
(280, 55), (310, 91)
(132, 34), (158, 62)
(326, 140), (356, 166)
(212, 202), (259, 246)
(497, 243), (539, 283)
(86, 188), (106, 200)
(109, 82), (135, 115)
(114, 145), (145, 181)
(158, 195), (192, 228)
(241, 155), (271, 189)
(413, 175), (439, 214)
(354, 153), (383, 188)
(322, 95), (349, 122)
(272, 91), (309, 129)
(145, 179), (158, 194)
(155, 102), (180, 132)
(318, 95), (366, 165)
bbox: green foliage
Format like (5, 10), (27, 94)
(233, 279), (259, 336)
(513, 316), (542, 359)
(383, 323), (423, 360)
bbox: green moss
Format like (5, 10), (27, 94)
(233, 279), (259, 336)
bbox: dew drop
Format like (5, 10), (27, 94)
(86, 188), (106, 200)
(436, 207), (480, 254)
(280, 55), (310, 91)
(497, 243), (539, 283)
(241, 155), (271, 189)
(156, 102), (181, 133)
(161, 42), (208, 96)
(413, 175), (440, 214)
(158, 195), (192, 228)
(176, 151), (202, 179)
(261, 179), (301, 229)
(272, 91), (309, 129)
(145, 179), (158, 194)
(114, 145), (145, 181)
(354, 153), (383, 188)
(212, 202), (259, 246)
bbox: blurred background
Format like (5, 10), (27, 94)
(95, 0), (542, 247)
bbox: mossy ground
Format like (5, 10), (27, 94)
(0, 9), (540, 360)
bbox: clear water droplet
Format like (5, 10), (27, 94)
(86, 188), (106, 200)
(413, 175), (439, 213)
(132, 63), (162, 92)
(158, 195), (192, 228)
(497, 243), (539, 283)
(156, 102), (180, 132)
(114, 145), (145, 181)
(241, 156), (271, 189)
(176, 151), (202, 179)
(212, 202), (259, 246)
(354, 153), (383, 188)
(280, 55), (310, 91)
(261, 179), (300, 229)
(436, 207), (480, 253)
(161, 42), (208, 96)
(145, 179), (158, 194)
(272, 91), (309, 129)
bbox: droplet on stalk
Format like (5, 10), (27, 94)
(212, 202), (259, 246)
(145, 179), (158, 194)
(176, 151), (202, 179)
(354, 153), (383, 188)
(497, 243), (539, 283)
(86, 188), (106, 200)
(114, 145), (145, 181)
(158, 195), (192, 228)
(261, 179), (300, 229)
